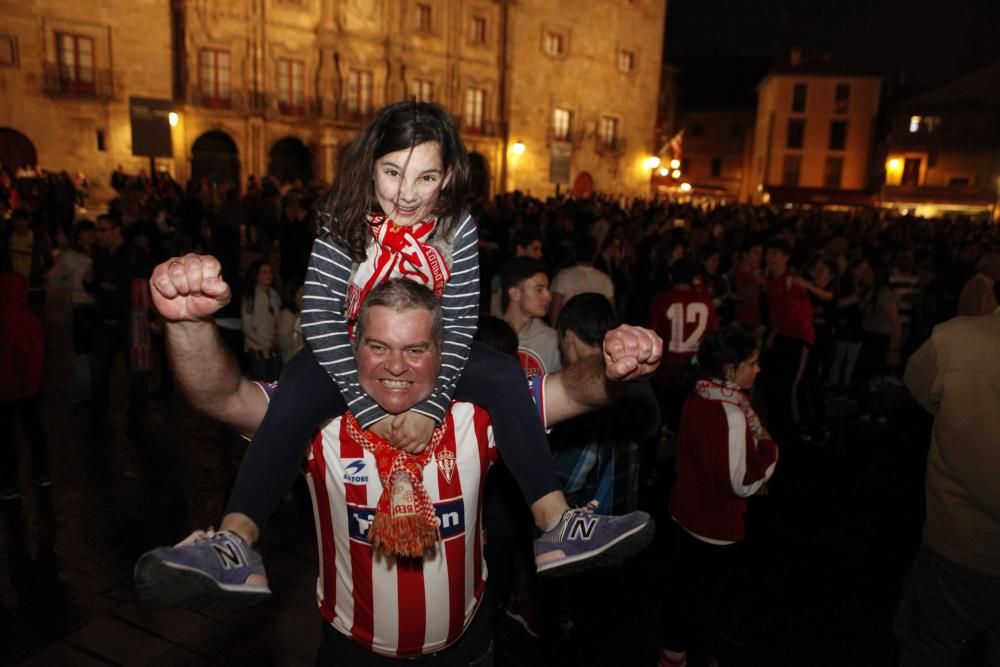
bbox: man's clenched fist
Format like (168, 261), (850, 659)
(151, 254), (231, 323)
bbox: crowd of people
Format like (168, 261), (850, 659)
(2, 97), (999, 665)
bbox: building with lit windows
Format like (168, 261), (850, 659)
(881, 61), (1000, 218)
(0, 0), (666, 204)
(749, 64), (883, 206)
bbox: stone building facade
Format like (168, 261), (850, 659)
(749, 65), (882, 205)
(0, 0), (173, 201)
(0, 0), (666, 204)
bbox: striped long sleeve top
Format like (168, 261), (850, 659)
(301, 212), (480, 428)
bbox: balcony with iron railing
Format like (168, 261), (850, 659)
(457, 117), (505, 137)
(43, 63), (115, 100)
(595, 135), (628, 156)
(188, 87), (266, 113)
(545, 126), (583, 147)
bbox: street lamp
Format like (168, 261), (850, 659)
(645, 156), (661, 170)
(671, 169), (681, 179)
(679, 182), (692, 193)
(669, 158), (681, 170)
(511, 141), (526, 156)
(168, 112), (179, 127)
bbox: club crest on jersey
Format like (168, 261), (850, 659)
(342, 459), (369, 484)
(435, 448), (456, 483)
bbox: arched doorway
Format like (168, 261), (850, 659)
(0, 128), (38, 174)
(572, 171), (594, 198)
(468, 152), (489, 202)
(191, 131), (240, 189)
(268, 137), (314, 184)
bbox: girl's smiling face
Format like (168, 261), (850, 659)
(373, 141), (451, 226)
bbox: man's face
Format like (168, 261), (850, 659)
(512, 273), (551, 319)
(95, 220), (120, 248)
(765, 248), (788, 274)
(355, 306), (441, 415)
(517, 240), (543, 260)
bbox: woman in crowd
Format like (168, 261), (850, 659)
(241, 259), (282, 381)
(659, 324), (779, 667)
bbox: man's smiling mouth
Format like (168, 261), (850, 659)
(380, 379), (412, 389)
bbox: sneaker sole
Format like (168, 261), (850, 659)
(536, 517), (655, 577)
(134, 554), (272, 611)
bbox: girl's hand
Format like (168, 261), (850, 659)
(373, 411), (436, 453)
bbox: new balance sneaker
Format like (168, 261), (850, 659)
(134, 529), (271, 610)
(533, 501), (654, 576)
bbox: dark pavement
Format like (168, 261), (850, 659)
(0, 292), (953, 666)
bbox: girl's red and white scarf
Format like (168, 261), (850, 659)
(694, 378), (767, 442)
(344, 412), (449, 557)
(344, 215), (451, 323)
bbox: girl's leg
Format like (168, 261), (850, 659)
(223, 346), (346, 541)
(454, 342), (565, 530)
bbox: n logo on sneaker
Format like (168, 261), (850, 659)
(567, 516), (598, 540)
(212, 542), (246, 570)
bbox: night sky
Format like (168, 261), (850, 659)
(664, 0), (1000, 110)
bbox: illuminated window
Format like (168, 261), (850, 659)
(824, 157), (843, 188)
(58, 33), (96, 94)
(464, 88), (485, 131)
(544, 31), (564, 57)
(787, 119), (805, 149)
(199, 48), (230, 105)
(835, 84), (850, 113)
(829, 121), (847, 150)
(0, 34), (17, 67)
(782, 155), (801, 186)
(416, 3), (432, 32)
(599, 116), (619, 147)
(470, 16), (487, 44)
(618, 50), (635, 73)
(277, 58), (304, 115)
(792, 83), (807, 113)
(347, 69), (373, 115)
(909, 115), (921, 133)
(552, 107), (572, 141)
(411, 78), (433, 103)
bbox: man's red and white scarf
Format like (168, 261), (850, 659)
(344, 412), (449, 557)
(344, 215), (451, 324)
(695, 378), (767, 442)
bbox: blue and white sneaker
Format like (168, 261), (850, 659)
(134, 528), (271, 610)
(534, 501), (654, 576)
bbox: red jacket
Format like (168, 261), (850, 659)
(0, 272), (45, 400)
(765, 271), (815, 345)
(670, 392), (778, 543)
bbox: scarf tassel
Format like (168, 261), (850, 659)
(368, 470), (440, 558)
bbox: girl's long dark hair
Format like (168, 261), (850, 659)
(316, 101), (471, 262)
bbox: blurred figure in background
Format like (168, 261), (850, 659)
(51, 218), (96, 404)
(0, 272), (50, 499)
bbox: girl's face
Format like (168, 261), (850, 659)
(258, 264), (274, 287)
(373, 141), (451, 226)
(728, 350), (761, 390)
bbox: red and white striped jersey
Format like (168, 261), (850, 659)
(303, 401), (498, 658)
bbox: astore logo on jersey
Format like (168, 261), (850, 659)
(343, 460), (369, 484)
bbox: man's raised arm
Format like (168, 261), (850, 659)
(152, 254), (269, 436)
(542, 323), (662, 427)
